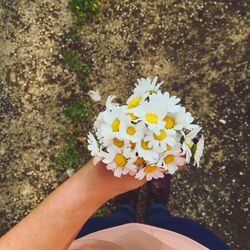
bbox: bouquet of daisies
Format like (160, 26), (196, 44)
(87, 77), (204, 181)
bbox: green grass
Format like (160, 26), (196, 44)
(51, 1), (100, 172)
(68, 0), (100, 21)
(63, 100), (86, 121)
(66, 24), (80, 41)
(52, 129), (85, 171)
(63, 50), (89, 90)
(63, 49), (88, 76)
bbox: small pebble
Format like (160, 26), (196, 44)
(219, 119), (226, 124)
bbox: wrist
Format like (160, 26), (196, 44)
(77, 161), (115, 204)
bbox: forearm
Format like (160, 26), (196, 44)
(0, 160), (112, 250)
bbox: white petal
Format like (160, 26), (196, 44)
(106, 163), (116, 170)
(122, 168), (130, 175)
(187, 126), (202, 139)
(175, 156), (186, 166)
(93, 156), (102, 166)
(168, 164), (178, 174)
(194, 135), (204, 167)
(88, 90), (101, 102)
(114, 168), (122, 177)
(135, 170), (145, 180)
(166, 136), (176, 146)
(146, 174), (153, 181)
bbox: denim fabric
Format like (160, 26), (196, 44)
(76, 203), (230, 250)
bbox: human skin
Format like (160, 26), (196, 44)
(0, 160), (146, 250)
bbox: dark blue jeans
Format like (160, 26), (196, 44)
(77, 203), (230, 250)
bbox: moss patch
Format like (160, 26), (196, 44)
(68, 0), (100, 21)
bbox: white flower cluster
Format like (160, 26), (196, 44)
(88, 77), (204, 181)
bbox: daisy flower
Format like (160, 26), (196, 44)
(136, 139), (160, 163)
(166, 107), (198, 131)
(120, 120), (145, 143)
(127, 149), (147, 167)
(126, 76), (163, 109)
(135, 165), (165, 181)
(134, 98), (166, 134)
(181, 126), (202, 163)
(103, 136), (131, 150)
(100, 106), (129, 143)
(144, 128), (176, 152)
(106, 95), (118, 111)
(134, 76), (163, 96)
(158, 150), (186, 174)
(126, 93), (144, 110)
(150, 91), (180, 113)
(132, 156), (146, 167)
(193, 135), (204, 167)
(102, 146), (137, 177)
(125, 110), (139, 122)
(88, 76), (204, 180)
(87, 132), (104, 165)
(94, 112), (105, 139)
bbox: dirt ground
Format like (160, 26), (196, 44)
(0, 0), (249, 249)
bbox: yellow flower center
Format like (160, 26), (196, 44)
(144, 165), (158, 173)
(166, 144), (172, 151)
(145, 113), (158, 124)
(126, 126), (136, 135)
(164, 154), (175, 164)
(126, 112), (137, 120)
(114, 154), (127, 168)
(186, 140), (193, 148)
(128, 97), (141, 109)
(113, 138), (124, 148)
(130, 141), (136, 149)
(111, 119), (120, 132)
(134, 157), (145, 166)
(153, 129), (166, 141)
(184, 138), (193, 148)
(141, 140), (150, 150)
(164, 116), (175, 129)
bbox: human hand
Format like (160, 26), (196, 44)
(84, 159), (146, 199)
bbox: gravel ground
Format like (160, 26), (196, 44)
(0, 0), (249, 249)
(0, 0), (81, 234)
